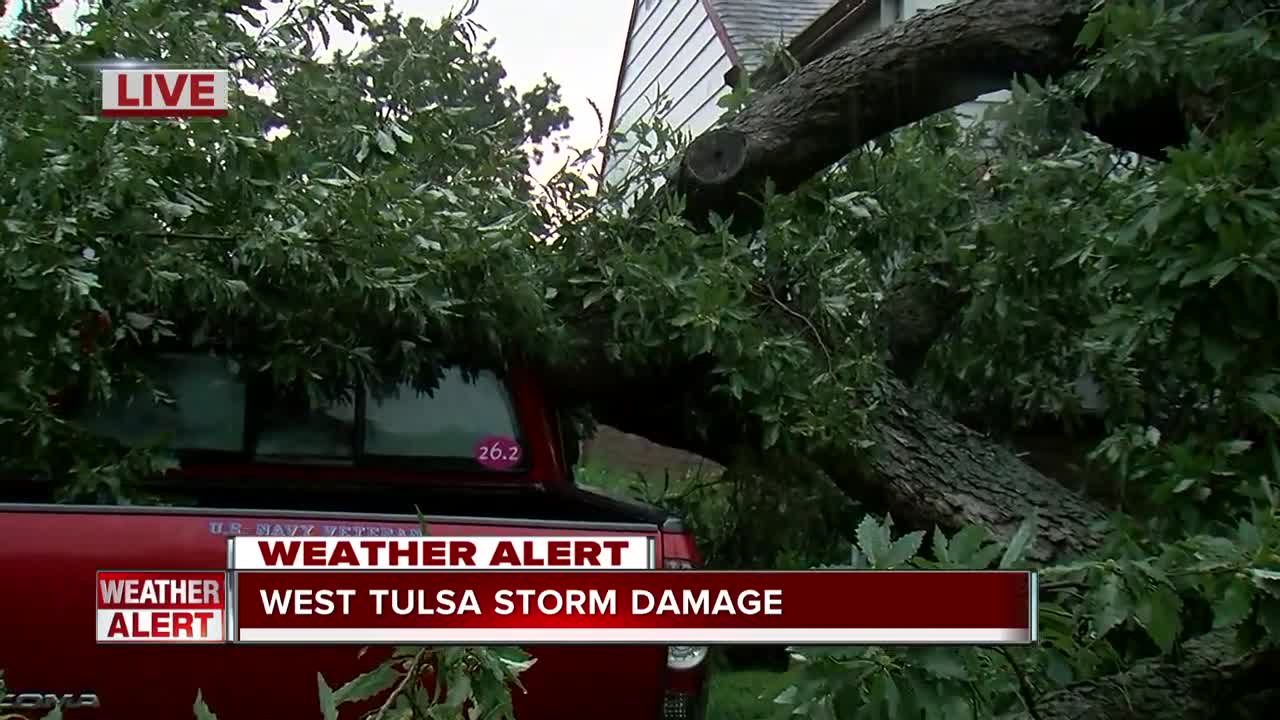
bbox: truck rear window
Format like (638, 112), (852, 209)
(79, 354), (525, 469)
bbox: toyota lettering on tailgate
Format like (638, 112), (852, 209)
(0, 692), (100, 713)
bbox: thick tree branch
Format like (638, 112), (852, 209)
(543, 341), (1106, 563)
(877, 263), (968, 383)
(815, 378), (1104, 562)
(675, 0), (1189, 231)
(1002, 631), (1280, 720)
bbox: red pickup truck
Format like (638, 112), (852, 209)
(0, 353), (709, 719)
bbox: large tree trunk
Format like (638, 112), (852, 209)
(675, 0), (1189, 231)
(1002, 631), (1280, 720)
(816, 378), (1104, 561)
(544, 349), (1106, 562)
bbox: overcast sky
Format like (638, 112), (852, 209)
(397, 1), (632, 179)
(35, 0), (632, 180)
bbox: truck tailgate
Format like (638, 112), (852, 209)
(0, 504), (667, 720)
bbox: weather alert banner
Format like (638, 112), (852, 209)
(96, 538), (1037, 646)
(229, 536), (656, 571)
(230, 569), (1035, 645)
(96, 571), (226, 643)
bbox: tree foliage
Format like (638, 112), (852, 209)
(1, 0), (566, 500)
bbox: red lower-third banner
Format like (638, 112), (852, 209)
(231, 570), (1036, 645)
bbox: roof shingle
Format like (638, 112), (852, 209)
(708, 0), (839, 69)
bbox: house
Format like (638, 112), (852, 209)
(601, 0), (840, 187)
(601, 0), (1010, 187)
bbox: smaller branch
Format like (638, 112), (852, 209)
(370, 648), (428, 720)
(255, 0), (302, 45)
(137, 231), (236, 241)
(752, 284), (834, 377)
(1085, 153), (1122, 198)
(997, 647), (1045, 720)
(668, 476), (734, 503)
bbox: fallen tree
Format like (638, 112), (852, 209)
(552, 1), (1280, 715)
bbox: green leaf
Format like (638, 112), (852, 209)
(1258, 597), (1280, 641)
(931, 526), (950, 563)
(948, 526), (988, 565)
(1213, 577), (1255, 629)
(333, 662), (398, 705)
(125, 312), (155, 330)
(1221, 439), (1253, 456)
(856, 515), (889, 567)
(1136, 587), (1182, 653)
(1092, 573), (1130, 637)
(41, 706), (63, 720)
(763, 422), (780, 450)
(1202, 334), (1236, 372)
(883, 530), (925, 567)
(428, 705), (457, 720)
(832, 683), (862, 719)
(874, 673), (900, 719)
(582, 287), (608, 309)
(1249, 392), (1280, 425)
(1043, 649), (1074, 686)
(444, 671), (472, 707)
(968, 542), (1005, 570)
(999, 515), (1037, 568)
(317, 673), (338, 720)
(193, 690), (218, 720)
(1250, 568), (1280, 590)
(376, 130), (397, 155)
(1204, 203), (1221, 231)
(916, 647), (968, 679)
(1077, 14), (1104, 48)
(391, 124), (414, 144)
(939, 694), (973, 720)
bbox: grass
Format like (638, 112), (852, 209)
(574, 457), (713, 502)
(707, 668), (800, 720)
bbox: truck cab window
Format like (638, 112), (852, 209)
(254, 388), (357, 461)
(80, 353), (246, 452)
(364, 367), (521, 460)
(78, 355), (524, 469)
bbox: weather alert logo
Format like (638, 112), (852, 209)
(99, 65), (229, 118)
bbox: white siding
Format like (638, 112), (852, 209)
(605, 0), (732, 187)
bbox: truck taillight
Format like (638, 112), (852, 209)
(666, 644), (709, 670)
(663, 556), (709, 670)
(661, 531), (709, 720)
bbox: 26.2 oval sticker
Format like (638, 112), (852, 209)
(473, 436), (521, 470)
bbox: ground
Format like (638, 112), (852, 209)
(708, 668), (800, 720)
